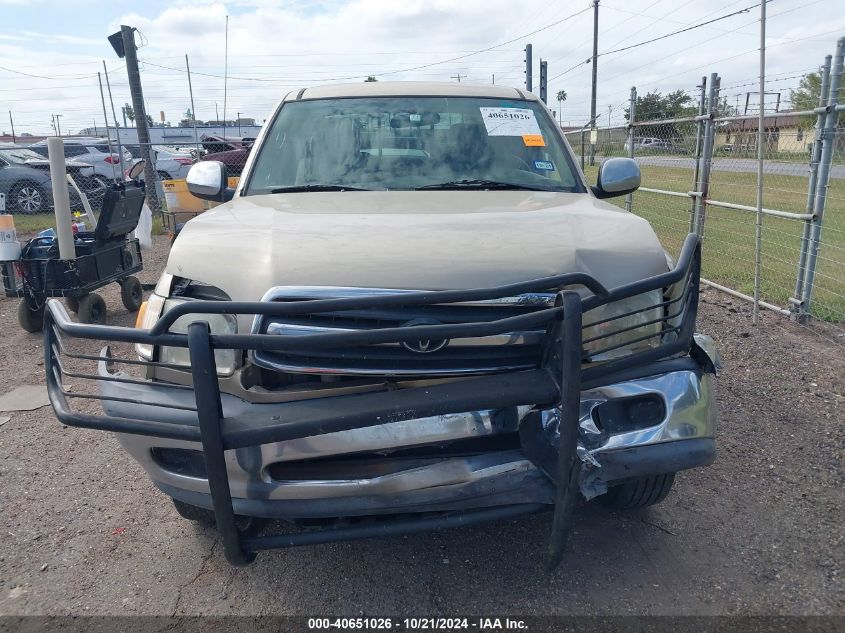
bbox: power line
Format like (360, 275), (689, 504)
(601, 1), (764, 57)
(138, 6), (591, 84)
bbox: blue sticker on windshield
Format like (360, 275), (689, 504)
(534, 160), (555, 171)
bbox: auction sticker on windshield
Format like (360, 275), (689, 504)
(479, 107), (541, 137)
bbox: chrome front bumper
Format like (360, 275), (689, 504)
(112, 364), (716, 519)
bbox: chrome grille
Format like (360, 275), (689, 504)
(251, 287), (555, 376)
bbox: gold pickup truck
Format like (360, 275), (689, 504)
(44, 81), (718, 567)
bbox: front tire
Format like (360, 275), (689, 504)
(172, 499), (262, 535)
(120, 276), (143, 312)
(10, 181), (47, 214)
(600, 473), (676, 510)
(18, 300), (44, 333)
(77, 293), (106, 325)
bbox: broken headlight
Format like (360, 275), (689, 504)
(134, 276), (238, 375)
(582, 289), (663, 361)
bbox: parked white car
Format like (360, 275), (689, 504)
(127, 146), (196, 181)
(151, 146), (195, 180)
(28, 138), (133, 181)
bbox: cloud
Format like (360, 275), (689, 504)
(1, 0), (843, 134)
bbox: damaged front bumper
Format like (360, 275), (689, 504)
(107, 362), (716, 518)
(44, 233), (711, 567)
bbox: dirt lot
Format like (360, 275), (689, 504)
(0, 235), (842, 617)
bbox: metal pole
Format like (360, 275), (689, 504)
(55, 115), (62, 137)
(525, 44), (533, 92)
(223, 14), (229, 141)
(694, 73), (719, 236)
(626, 87), (636, 214)
(46, 138), (75, 261)
(690, 76), (707, 233)
(580, 130), (585, 172)
(8, 111), (15, 144)
(801, 37), (845, 317)
(97, 72), (118, 181)
(103, 61), (125, 179)
(589, 0), (599, 167)
(121, 25), (159, 211)
(186, 54), (200, 149)
(792, 55), (831, 318)
(752, 0), (766, 326)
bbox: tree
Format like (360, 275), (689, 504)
(123, 103), (135, 126)
(145, 114), (154, 127)
(556, 90), (567, 126)
(790, 71), (843, 128)
(625, 89), (697, 138)
(364, 76), (378, 82)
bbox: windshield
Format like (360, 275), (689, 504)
(0, 148), (45, 163)
(245, 97), (582, 194)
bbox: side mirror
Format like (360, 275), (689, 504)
(592, 157), (640, 199)
(127, 159), (145, 180)
(186, 161), (228, 201)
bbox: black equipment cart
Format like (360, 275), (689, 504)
(2, 181), (146, 332)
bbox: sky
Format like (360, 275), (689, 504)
(0, 0), (843, 135)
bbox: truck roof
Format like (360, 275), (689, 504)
(286, 81), (537, 102)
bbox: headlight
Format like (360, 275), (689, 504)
(582, 289), (663, 360)
(135, 294), (238, 375)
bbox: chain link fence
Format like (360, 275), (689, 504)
(0, 135), (252, 239)
(566, 42), (845, 342)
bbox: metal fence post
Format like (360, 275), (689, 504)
(800, 37), (845, 318)
(690, 76), (707, 233)
(693, 73), (719, 237)
(626, 86), (637, 214)
(791, 54), (832, 321)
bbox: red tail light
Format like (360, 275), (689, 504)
(104, 155), (119, 164)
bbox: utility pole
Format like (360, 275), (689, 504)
(525, 43), (533, 92)
(450, 73), (465, 82)
(186, 54), (199, 148)
(120, 24), (159, 211)
(492, 73), (495, 85)
(8, 111), (15, 144)
(539, 60), (548, 104)
(589, 0), (600, 166)
(55, 114), (62, 136)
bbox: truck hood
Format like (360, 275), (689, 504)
(167, 191), (668, 301)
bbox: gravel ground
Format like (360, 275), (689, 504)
(0, 234), (842, 617)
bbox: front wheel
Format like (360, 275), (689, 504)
(600, 473), (676, 510)
(172, 499), (262, 536)
(18, 300), (44, 333)
(120, 276), (143, 312)
(10, 181), (47, 215)
(77, 293), (107, 325)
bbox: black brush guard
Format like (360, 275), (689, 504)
(43, 234), (702, 569)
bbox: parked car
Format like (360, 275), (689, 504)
(627, 137), (689, 154)
(200, 134), (253, 175)
(0, 146), (104, 214)
(28, 138), (133, 180)
(127, 146), (196, 181)
(44, 82), (719, 566)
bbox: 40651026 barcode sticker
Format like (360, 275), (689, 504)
(479, 107), (541, 137)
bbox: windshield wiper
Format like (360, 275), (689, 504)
(269, 184), (372, 193)
(415, 179), (551, 191)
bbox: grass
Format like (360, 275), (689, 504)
(12, 210), (166, 236)
(583, 163), (845, 322)
(11, 162), (844, 323)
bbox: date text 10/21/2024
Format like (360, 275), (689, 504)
(307, 618), (529, 630)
